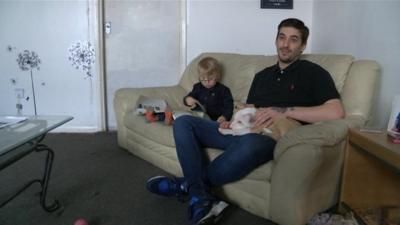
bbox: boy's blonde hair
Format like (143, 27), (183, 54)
(197, 57), (221, 81)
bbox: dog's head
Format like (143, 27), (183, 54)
(229, 107), (257, 130)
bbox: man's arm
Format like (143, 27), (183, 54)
(284, 99), (345, 123)
(254, 98), (345, 126)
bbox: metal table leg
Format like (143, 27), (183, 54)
(0, 139), (59, 212)
(35, 144), (59, 212)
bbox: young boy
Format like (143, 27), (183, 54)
(184, 57), (234, 122)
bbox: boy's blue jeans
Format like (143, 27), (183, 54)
(173, 115), (276, 197)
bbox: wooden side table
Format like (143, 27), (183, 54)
(339, 128), (400, 224)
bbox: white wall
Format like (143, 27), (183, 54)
(186, 0), (314, 63)
(312, 0), (400, 129)
(0, 0), (102, 132)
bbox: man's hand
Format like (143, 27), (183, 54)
(253, 107), (290, 127)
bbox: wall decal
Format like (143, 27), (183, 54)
(68, 41), (95, 78)
(17, 50), (41, 71)
(10, 78), (17, 85)
(16, 50), (41, 115)
(7, 45), (16, 52)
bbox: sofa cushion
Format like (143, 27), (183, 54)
(124, 113), (176, 147)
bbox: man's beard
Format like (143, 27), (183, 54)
(278, 48), (299, 64)
(279, 56), (294, 64)
(278, 53), (294, 64)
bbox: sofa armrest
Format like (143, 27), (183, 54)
(113, 85), (187, 148)
(269, 116), (364, 225)
(274, 118), (349, 161)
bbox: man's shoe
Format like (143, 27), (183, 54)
(189, 196), (229, 225)
(146, 176), (188, 199)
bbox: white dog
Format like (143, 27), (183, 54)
(218, 107), (272, 136)
(218, 107), (301, 140)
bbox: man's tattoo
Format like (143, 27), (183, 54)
(271, 107), (294, 113)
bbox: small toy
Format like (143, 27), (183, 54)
(73, 218), (89, 225)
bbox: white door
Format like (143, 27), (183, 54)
(104, 0), (184, 129)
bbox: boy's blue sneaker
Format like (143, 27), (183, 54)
(189, 196), (229, 225)
(146, 175), (188, 200)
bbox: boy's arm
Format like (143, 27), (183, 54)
(183, 83), (200, 107)
(221, 87), (234, 120)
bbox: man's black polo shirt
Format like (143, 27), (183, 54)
(246, 59), (340, 108)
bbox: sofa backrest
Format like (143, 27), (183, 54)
(179, 52), (379, 122)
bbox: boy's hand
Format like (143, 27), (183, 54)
(185, 96), (196, 107)
(217, 116), (227, 123)
(219, 120), (230, 129)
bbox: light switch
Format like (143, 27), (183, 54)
(105, 22), (111, 34)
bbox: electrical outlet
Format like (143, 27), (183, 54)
(15, 88), (25, 99)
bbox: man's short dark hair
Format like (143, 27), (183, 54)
(277, 18), (309, 44)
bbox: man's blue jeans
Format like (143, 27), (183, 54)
(173, 115), (276, 196)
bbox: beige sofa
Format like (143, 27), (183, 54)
(114, 53), (380, 225)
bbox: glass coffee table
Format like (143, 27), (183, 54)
(0, 115), (73, 212)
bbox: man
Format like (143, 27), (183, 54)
(146, 18), (345, 225)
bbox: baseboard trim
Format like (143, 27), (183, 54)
(50, 126), (102, 133)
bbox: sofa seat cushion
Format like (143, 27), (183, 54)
(124, 113), (175, 147)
